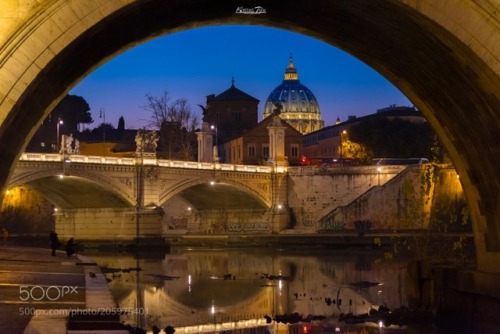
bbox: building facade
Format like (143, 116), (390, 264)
(204, 79), (259, 147)
(303, 105), (425, 163)
(222, 115), (304, 166)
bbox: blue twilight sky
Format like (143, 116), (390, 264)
(70, 25), (413, 130)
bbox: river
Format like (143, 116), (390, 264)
(88, 246), (433, 333)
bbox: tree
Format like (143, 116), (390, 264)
(50, 94), (93, 132)
(117, 116), (125, 131)
(340, 139), (370, 163)
(26, 94), (93, 152)
(117, 116), (125, 140)
(142, 91), (199, 160)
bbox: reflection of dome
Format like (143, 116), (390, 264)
(263, 56), (324, 134)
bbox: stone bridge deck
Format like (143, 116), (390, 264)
(7, 153), (423, 238)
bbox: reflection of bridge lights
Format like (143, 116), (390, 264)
(278, 280), (283, 291)
(188, 274), (192, 293)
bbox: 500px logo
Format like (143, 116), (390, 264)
(19, 285), (78, 301)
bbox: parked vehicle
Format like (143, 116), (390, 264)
(371, 157), (429, 166)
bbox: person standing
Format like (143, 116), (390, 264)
(49, 231), (61, 256)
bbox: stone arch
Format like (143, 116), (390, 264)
(0, 0), (499, 272)
(158, 177), (270, 210)
(7, 168), (135, 208)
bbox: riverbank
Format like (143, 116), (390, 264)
(4, 231), (474, 254)
(0, 244), (127, 333)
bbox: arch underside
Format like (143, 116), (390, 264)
(20, 175), (131, 209)
(0, 0), (499, 271)
(175, 183), (267, 211)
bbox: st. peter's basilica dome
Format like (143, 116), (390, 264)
(263, 57), (324, 134)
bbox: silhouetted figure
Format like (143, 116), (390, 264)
(165, 325), (175, 334)
(50, 231), (61, 256)
(2, 228), (8, 244)
(66, 238), (77, 256)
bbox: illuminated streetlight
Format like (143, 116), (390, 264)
(56, 118), (63, 152)
(210, 125), (219, 162)
(340, 130), (347, 166)
(100, 108), (106, 155)
(377, 166), (382, 186)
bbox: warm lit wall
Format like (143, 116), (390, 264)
(0, 186), (54, 233)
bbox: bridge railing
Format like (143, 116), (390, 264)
(19, 153), (274, 173)
(288, 165), (407, 175)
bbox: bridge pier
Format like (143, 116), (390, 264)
(56, 207), (163, 243)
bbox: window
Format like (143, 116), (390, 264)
(262, 144), (269, 158)
(233, 111), (241, 124)
(291, 144), (299, 158)
(248, 144), (256, 157)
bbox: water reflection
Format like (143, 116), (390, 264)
(90, 248), (408, 332)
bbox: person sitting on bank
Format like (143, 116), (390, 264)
(66, 238), (77, 257)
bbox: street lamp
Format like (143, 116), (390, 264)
(99, 108), (106, 141)
(210, 125), (218, 162)
(377, 166), (382, 186)
(340, 130), (347, 166)
(99, 108), (105, 155)
(56, 118), (63, 153)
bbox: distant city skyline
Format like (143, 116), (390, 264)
(70, 25), (413, 130)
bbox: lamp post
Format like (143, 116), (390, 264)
(56, 118), (63, 153)
(340, 130), (346, 166)
(210, 124), (218, 162)
(99, 108), (105, 155)
(377, 167), (382, 186)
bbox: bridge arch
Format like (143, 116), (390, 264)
(0, 0), (499, 273)
(8, 167), (135, 209)
(158, 177), (270, 211)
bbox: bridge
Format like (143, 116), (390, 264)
(9, 153), (409, 239)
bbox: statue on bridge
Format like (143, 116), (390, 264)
(135, 128), (159, 156)
(58, 133), (80, 155)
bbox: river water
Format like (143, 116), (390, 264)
(88, 246), (430, 333)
